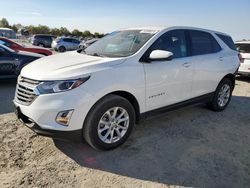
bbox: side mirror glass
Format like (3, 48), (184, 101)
(149, 50), (173, 62)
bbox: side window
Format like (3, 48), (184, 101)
(73, 39), (80, 44)
(45, 36), (52, 41)
(189, 30), (221, 56)
(63, 38), (72, 43)
(216, 34), (236, 51)
(150, 30), (187, 58)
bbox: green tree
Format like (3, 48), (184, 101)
(60, 27), (70, 36)
(82, 30), (92, 38)
(0, 18), (10, 28)
(72, 29), (82, 37)
(94, 32), (104, 38)
(50, 28), (61, 36)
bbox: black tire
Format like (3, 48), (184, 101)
(83, 95), (135, 150)
(207, 78), (233, 111)
(58, 46), (66, 52)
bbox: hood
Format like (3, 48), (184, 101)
(17, 50), (44, 58)
(21, 51), (125, 80)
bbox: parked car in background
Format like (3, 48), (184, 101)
(14, 27), (239, 150)
(0, 44), (43, 79)
(78, 38), (99, 50)
(31, 34), (55, 48)
(0, 37), (52, 56)
(0, 28), (16, 39)
(235, 41), (250, 76)
(52, 37), (81, 52)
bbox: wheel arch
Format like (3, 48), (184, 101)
(107, 91), (140, 123)
(221, 73), (235, 89)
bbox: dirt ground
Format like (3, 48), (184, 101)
(0, 77), (250, 188)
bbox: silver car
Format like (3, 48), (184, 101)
(52, 37), (80, 52)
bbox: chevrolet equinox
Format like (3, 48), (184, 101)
(14, 27), (240, 150)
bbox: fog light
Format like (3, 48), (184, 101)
(55, 110), (74, 126)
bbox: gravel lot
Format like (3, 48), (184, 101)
(0, 77), (250, 188)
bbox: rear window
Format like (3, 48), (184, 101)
(189, 30), (221, 56)
(216, 34), (236, 50)
(235, 43), (250, 53)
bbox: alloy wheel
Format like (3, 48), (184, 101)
(97, 107), (129, 144)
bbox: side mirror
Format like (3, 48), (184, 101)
(149, 50), (173, 62)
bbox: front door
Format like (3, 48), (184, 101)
(143, 30), (194, 111)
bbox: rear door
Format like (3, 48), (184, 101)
(63, 38), (73, 50)
(188, 30), (223, 97)
(72, 39), (80, 50)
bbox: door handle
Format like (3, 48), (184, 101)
(219, 57), (223, 61)
(182, 62), (191, 68)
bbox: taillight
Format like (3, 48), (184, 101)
(238, 53), (244, 63)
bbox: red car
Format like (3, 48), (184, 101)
(0, 37), (52, 56)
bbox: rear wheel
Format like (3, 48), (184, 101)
(83, 95), (135, 150)
(207, 78), (233, 111)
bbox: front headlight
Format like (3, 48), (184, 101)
(36, 76), (90, 94)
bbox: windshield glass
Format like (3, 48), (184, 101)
(236, 43), (250, 53)
(82, 30), (157, 57)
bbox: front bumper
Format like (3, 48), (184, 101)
(14, 82), (96, 131)
(14, 105), (82, 142)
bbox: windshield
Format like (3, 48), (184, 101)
(82, 30), (157, 57)
(236, 43), (250, 53)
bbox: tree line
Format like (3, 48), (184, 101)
(0, 18), (104, 38)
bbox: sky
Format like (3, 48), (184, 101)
(0, 0), (250, 40)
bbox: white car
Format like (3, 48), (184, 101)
(14, 26), (240, 150)
(235, 41), (250, 76)
(52, 37), (81, 52)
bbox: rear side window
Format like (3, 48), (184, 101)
(235, 43), (250, 53)
(63, 38), (73, 42)
(216, 34), (236, 50)
(189, 30), (221, 56)
(35, 35), (52, 40)
(72, 39), (80, 43)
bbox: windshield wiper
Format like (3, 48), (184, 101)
(91, 53), (107, 57)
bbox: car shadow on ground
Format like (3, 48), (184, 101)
(0, 79), (16, 115)
(236, 75), (250, 83)
(54, 95), (250, 188)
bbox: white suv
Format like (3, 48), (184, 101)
(235, 41), (250, 76)
(14, 27), (240, 150)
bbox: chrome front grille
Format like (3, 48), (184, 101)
(15, 77), (40, 106)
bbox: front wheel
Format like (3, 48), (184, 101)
(83, 95), (135, 150)
(207, 78), (233, 111)
(58, 46), (66, 52)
